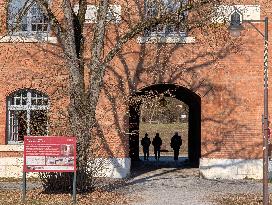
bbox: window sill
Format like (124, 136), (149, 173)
(0, 144), (24, 152)
(0, 35), (58, 44)
(137, 36), (195, 44)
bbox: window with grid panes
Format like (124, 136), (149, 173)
(8, 0), (49, 35)
(144, 0), (188, 37)
(7, 89), (49, 144)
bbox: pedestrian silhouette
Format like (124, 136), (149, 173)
(152, 133), (162, 160)
(141, 133), (151, 160)
(171, 132), (182, 160)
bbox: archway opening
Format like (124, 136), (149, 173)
(129, 84), (201, 167)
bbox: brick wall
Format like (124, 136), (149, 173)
(0, 0), (271, 161)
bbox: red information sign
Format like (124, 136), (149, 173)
(24, 136), (76, 172)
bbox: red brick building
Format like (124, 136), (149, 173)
(0, 0), (271, 179)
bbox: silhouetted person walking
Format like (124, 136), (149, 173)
(141, 133), (151, 160)
(171, 132), (182, 160)
(152, 133), (162, 160)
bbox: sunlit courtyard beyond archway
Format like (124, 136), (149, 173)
(138, 97), (189, 162)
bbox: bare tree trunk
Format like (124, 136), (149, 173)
(40, 0), (95, 192)
(63, 1), (95, 191)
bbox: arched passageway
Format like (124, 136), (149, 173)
(129, 84), (201, 166)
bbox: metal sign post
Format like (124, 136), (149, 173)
(22, 171), (26, 203)
(73, 171), (77, 205)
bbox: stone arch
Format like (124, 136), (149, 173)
(129, 83), (201, 166)
(5, 86), (50, 99)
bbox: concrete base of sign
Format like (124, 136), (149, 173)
(0, 156), (131, 179)
(199, 158), (265, 179)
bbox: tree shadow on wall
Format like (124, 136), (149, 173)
(92, 1), (263, 178)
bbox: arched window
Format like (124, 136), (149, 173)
(7, 89), (49, 144)
(7, 0), (49, 35)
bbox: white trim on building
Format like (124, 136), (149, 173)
(0, 157), (131, 179)
(200, 158), (265, 179)
(137, 36), (195, 44)
(0, 35), (58, 43)
(212, 5), (261, 23)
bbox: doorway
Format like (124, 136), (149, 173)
(129, 84), (201, 166)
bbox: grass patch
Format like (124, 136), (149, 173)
(139, 122), (188, 155)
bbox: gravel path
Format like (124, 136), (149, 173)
(0, 181), (42, 190)
(119, 160), (272, 205)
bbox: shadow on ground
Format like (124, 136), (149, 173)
(130, 156), (193, 178)
(96, 155), (199, 193)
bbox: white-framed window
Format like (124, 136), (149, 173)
(144, 0), (188, 37)
(7, 89), (49, 144)
(7, 0), (50, 36)
(73, 4), (121, 24)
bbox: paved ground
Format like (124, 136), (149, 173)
(117, 157), (272, 205)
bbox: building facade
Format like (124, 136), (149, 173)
(0, 0), (271, 179)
